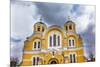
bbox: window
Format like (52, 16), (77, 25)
(72, 40), (74, 46)
(66, 26), (68, 31)
(37, 57), (39, 65)
(58, 36), (60, 46)
(73, 54), (76, 63)
(37, 26), (40, 31)
(50, 36), (52, 47)
(48, 32), (61, 48)
(33, 41), (41, 50)
(54, 34), (56, 46)
(33, 57), (35, 65)
(42, 27), (44, 32)
(70, 54), (76, 63)
(69, 25), (72, 30)
(70, 54), (73, 63)
(34, 42), (36, 48)
(68, 38), (75, 47)
(38, 42), (40, 48)
(69, 40), (71, 46)
(32, 57), (40, 65)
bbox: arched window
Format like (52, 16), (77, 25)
(70, 54), (73, 63)
(66, 26), (68, 31)
(42, 27), (44, 32)
(33, 40), (41, 50)
(73, 54), (76, 63)
(32, 57), (40, 65)
(33, 57), (35, 65)
(58, 36), (60, 46)
(72, 40), (74, 46)
(34, 42), (37, 48)
(48, 32), (61, 48)
(68, 38), (75, 47)
(70, 54), (76, 63)
(69, 25), (72, 30)
(54, 34), (56, 46)
(50, 36), (52, 47)
(69, 40), (71, 46)
(37, 26), (40, 31)
(38, 42), (40, 48)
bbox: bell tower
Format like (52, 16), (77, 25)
(64, 16), (76, 33)
(33, 17), (47, 33)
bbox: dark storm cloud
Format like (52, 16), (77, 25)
(34, 2), (74, 26)
(71, 4), (84, 17)
(81, 23), (95, 56)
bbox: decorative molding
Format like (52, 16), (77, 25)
(24, 50), (41, 54)
(24, 46), (83, 54)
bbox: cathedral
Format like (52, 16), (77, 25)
(19, 17), (85, 66)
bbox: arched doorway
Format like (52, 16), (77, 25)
(50, 60), (57, 64)
(48, 58), (59, 64)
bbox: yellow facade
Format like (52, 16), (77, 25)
(19, 19), (85, 66)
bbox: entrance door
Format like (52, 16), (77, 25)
(50, 60), (57, 64)
(49, 58), (58, 64)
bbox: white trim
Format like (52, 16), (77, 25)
(63, 46), (83, 51)
(24, 47), (83, 54)
(67, 47), (83, 51)
(24, 50), (41, 54)
(41, 49), (50, 53)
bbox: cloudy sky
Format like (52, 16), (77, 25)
(11, 0), (95, 62)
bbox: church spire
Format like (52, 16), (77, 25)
(64, 15), (76, 32)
